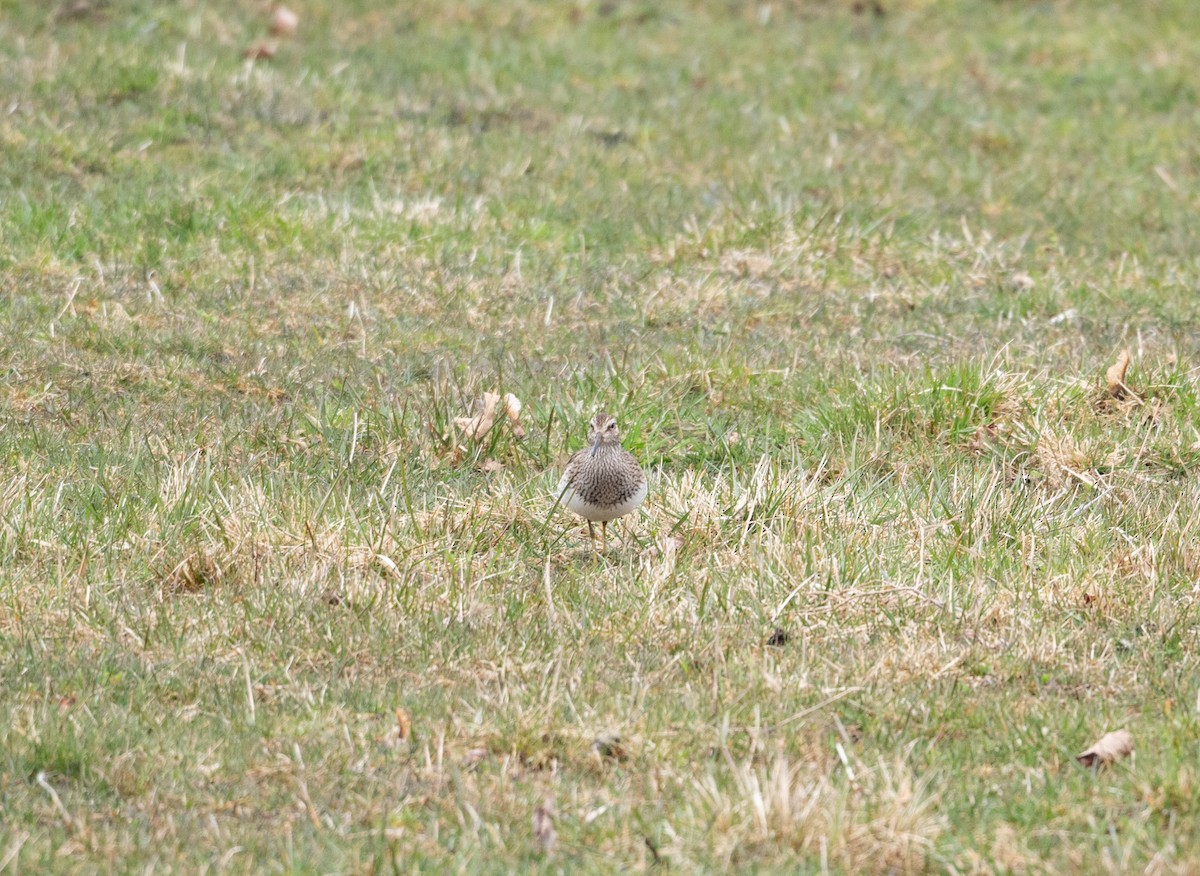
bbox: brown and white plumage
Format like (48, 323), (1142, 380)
(556, 412), (647, 551)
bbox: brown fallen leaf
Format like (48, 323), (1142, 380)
(1009, 272), (1035, 292)
(766, 627), (791, 647)
(380, 708), (413, 750)
(533, 798), (556, 854)
(851, 0), (886, 16)
(969, 423), (999, 453)
(1077, 729), (1133, 767)
(1106, 350), (1132, 398)
(243, 40), (278, 60)
(454, 391), (500, 440)
(643, 533), (684, 558)
(269, 4), (299, 37)
(501, 392), (526, 438)
(591, 732), (626, 761)
(454, 391), (526, 441)
(54, 0), (109, 21)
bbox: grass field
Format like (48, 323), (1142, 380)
(3, 0), (1200, 872)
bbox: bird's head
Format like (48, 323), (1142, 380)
(588, 411), (621, 455)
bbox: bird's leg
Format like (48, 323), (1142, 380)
(587, 520), (596, 551)
(601, 521), (608, 553)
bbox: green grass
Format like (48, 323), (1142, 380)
(3, 0), (1200, 871)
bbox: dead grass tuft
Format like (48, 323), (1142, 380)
(160, 547), (228, 594)
(680, 747), (944, 873)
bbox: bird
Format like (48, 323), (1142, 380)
(556, 411), (647, 552)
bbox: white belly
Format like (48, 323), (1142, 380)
(556, 477), (647, 522)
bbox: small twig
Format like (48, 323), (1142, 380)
(770, 687), (863, 731)
(292, 744), (323, 830)
(543, 556), (556, 628)
(0, 831), (28, 871)
(54, 277), (82, 323)
(241, 651), (256, 725)
(644, 835), (662, 865)
(36, 772), (74, 832)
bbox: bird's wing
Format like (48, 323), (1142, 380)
(555, 451), (586, 501)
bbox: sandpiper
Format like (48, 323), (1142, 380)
(556, 411), (647, 552)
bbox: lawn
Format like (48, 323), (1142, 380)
(2, 0), (1200, 872)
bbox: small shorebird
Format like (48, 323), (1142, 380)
(556, 411), (647, 552)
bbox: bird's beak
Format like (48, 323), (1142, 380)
(590, 434), (602, 456)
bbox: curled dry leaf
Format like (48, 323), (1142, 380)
(454, 392), (500, 440)
(395, 708), (411, 741)
(502, 392), (526, 438)
(269, 4), (299, 37)
(1106, 350), (1132, 398)
(533, 798), (556, 854)
(453, 391), (526, 441)
(380, 708), (412, 749)
(1076, 729), (1133, 767)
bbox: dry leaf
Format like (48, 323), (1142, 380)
(243, 40), (278, 60)
(454, 391), (526, 441)
(644, 534), (684, 558)
(1155, 165), (1180, 194)
(533, 799), (556, 854)
(591, 733), (626, 761)
(1106, 350), (1132, 398)
(454, 392), (500, 440)
(462, 747), (488, 768)
(1077, 729), (1133, 767)
(1009, 272), (1035, 292)
(54, 0), (108, 21)
(479, 458), (504, 473)
(502, 392), (526, 438)
(969, 423), (998, 453)
(766, 627), (791, 647)
(380, 708), (413, 750)
(269, 4), (299, 36)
